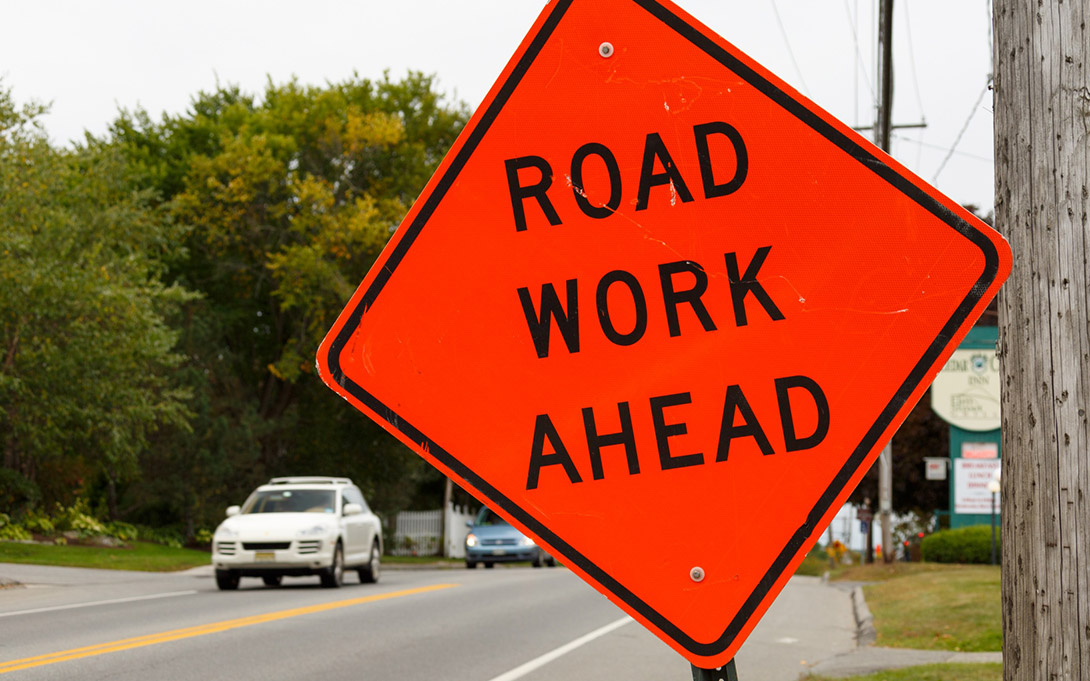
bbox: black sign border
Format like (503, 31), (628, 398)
(326, 0), (1002, 659)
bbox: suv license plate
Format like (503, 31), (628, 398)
(255, 552), (275, 562)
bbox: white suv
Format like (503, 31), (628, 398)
(212, 477), (383, 590)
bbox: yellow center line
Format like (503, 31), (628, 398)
(0, 583), (457, 675)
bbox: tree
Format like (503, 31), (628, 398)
(110, 73), (469, 529)
(0, 85), (193, 515)
(849, 389), (950, 520)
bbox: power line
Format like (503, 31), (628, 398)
(842, 0), (876, 125)
(900, 2), (928, 169)
(932, 79), (992, 183)
(770, 0), (811, 96)
(853, 0), (859, 126)
(986, 0), (994, 65)
(900, 2), (927, 124)
(892, 132), (993, 163)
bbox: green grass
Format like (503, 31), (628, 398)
(0, 542), (542, 572)
(0, 542), (540, 573)
(0, 540), (211, 572)
(835, 562), (1001, 652)
(809, 662), (1002, 681)
(796, 549), (835, 576)
(831, 560), (965, 583)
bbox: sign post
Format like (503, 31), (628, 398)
(692, 661), (738, 681)
(317, 0), (1011, 670)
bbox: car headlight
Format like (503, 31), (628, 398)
(519, 535), (536, 547)
(465, 533), (478, 547)
(215, 526), (239, 539)
(297, 524), (333, 537)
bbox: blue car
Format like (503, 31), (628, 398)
(464, 507), (556, 569)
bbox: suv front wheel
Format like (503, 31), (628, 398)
(215, 569), (240, 591)
(358, 541), (381, 584)
(320, 542), (344, 588)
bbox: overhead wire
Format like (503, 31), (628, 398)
(899, 1), (928, 168)
(986, 0), (994, 67)
(892, 133), (993, 163)
(852, 0), (859, 126)
(900, 2), (927, 122)
(770, 0), (811, 96)
(842, 0), (876, 126)
(932, 79), (992, 183)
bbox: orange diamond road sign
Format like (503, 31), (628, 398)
(317, 0), (1011, 669)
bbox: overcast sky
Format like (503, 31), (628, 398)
(2, 1), (995, 211)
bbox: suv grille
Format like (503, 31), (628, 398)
(243, 542), (291, 550)
(482, 538), (517, 546)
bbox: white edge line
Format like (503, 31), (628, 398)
(0, 590), (198, 618)
(485, 615), (634, 681)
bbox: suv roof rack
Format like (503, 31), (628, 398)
(267, 477), (352, 485)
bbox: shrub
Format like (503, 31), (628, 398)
(921, 525), (1000, 564)
(0, 497), (199, 548)
(136, 525), (184, 548)
(0, 468), (40, 515)
(52, 500), (107, 537)
(22, 508), (55, 535)
(0, 512), (31, 541)
(103, 521), (139, 543)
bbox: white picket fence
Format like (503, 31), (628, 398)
(389, 503), (476, 558)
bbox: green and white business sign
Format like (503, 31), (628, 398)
(931, 326), (1001, 527)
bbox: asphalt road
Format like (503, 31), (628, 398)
(0, 562), (855, 680)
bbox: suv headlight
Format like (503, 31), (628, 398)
(465, 533), (478, 547)
(297, 524), (333, 537)
(215, 526), (239, 539)
(519, 535), (536, 547)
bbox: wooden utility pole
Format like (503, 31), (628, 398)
(993, 1), (1090, 679)
(874, 0), (894, 152)
(875, 0), (895, 564)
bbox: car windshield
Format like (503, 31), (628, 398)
(242, 489), (336, 514)
(474, 507), (508, 526)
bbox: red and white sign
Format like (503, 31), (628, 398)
(925, 457), (949, 481)
(955, 459), (1002, 514)
(962, 441), (999, 459)
(317, 0), (1011, 668)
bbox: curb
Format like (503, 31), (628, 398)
(852, 586), (877, 646)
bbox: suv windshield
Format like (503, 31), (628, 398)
(242, 489), (336, 514)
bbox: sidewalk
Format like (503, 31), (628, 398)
(804, 580), (1002, 678)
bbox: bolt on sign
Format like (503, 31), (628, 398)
(317, 0), (1011, 669)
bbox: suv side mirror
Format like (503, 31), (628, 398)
(343, 503), (363, 516)
(226, 505), (241, 517)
